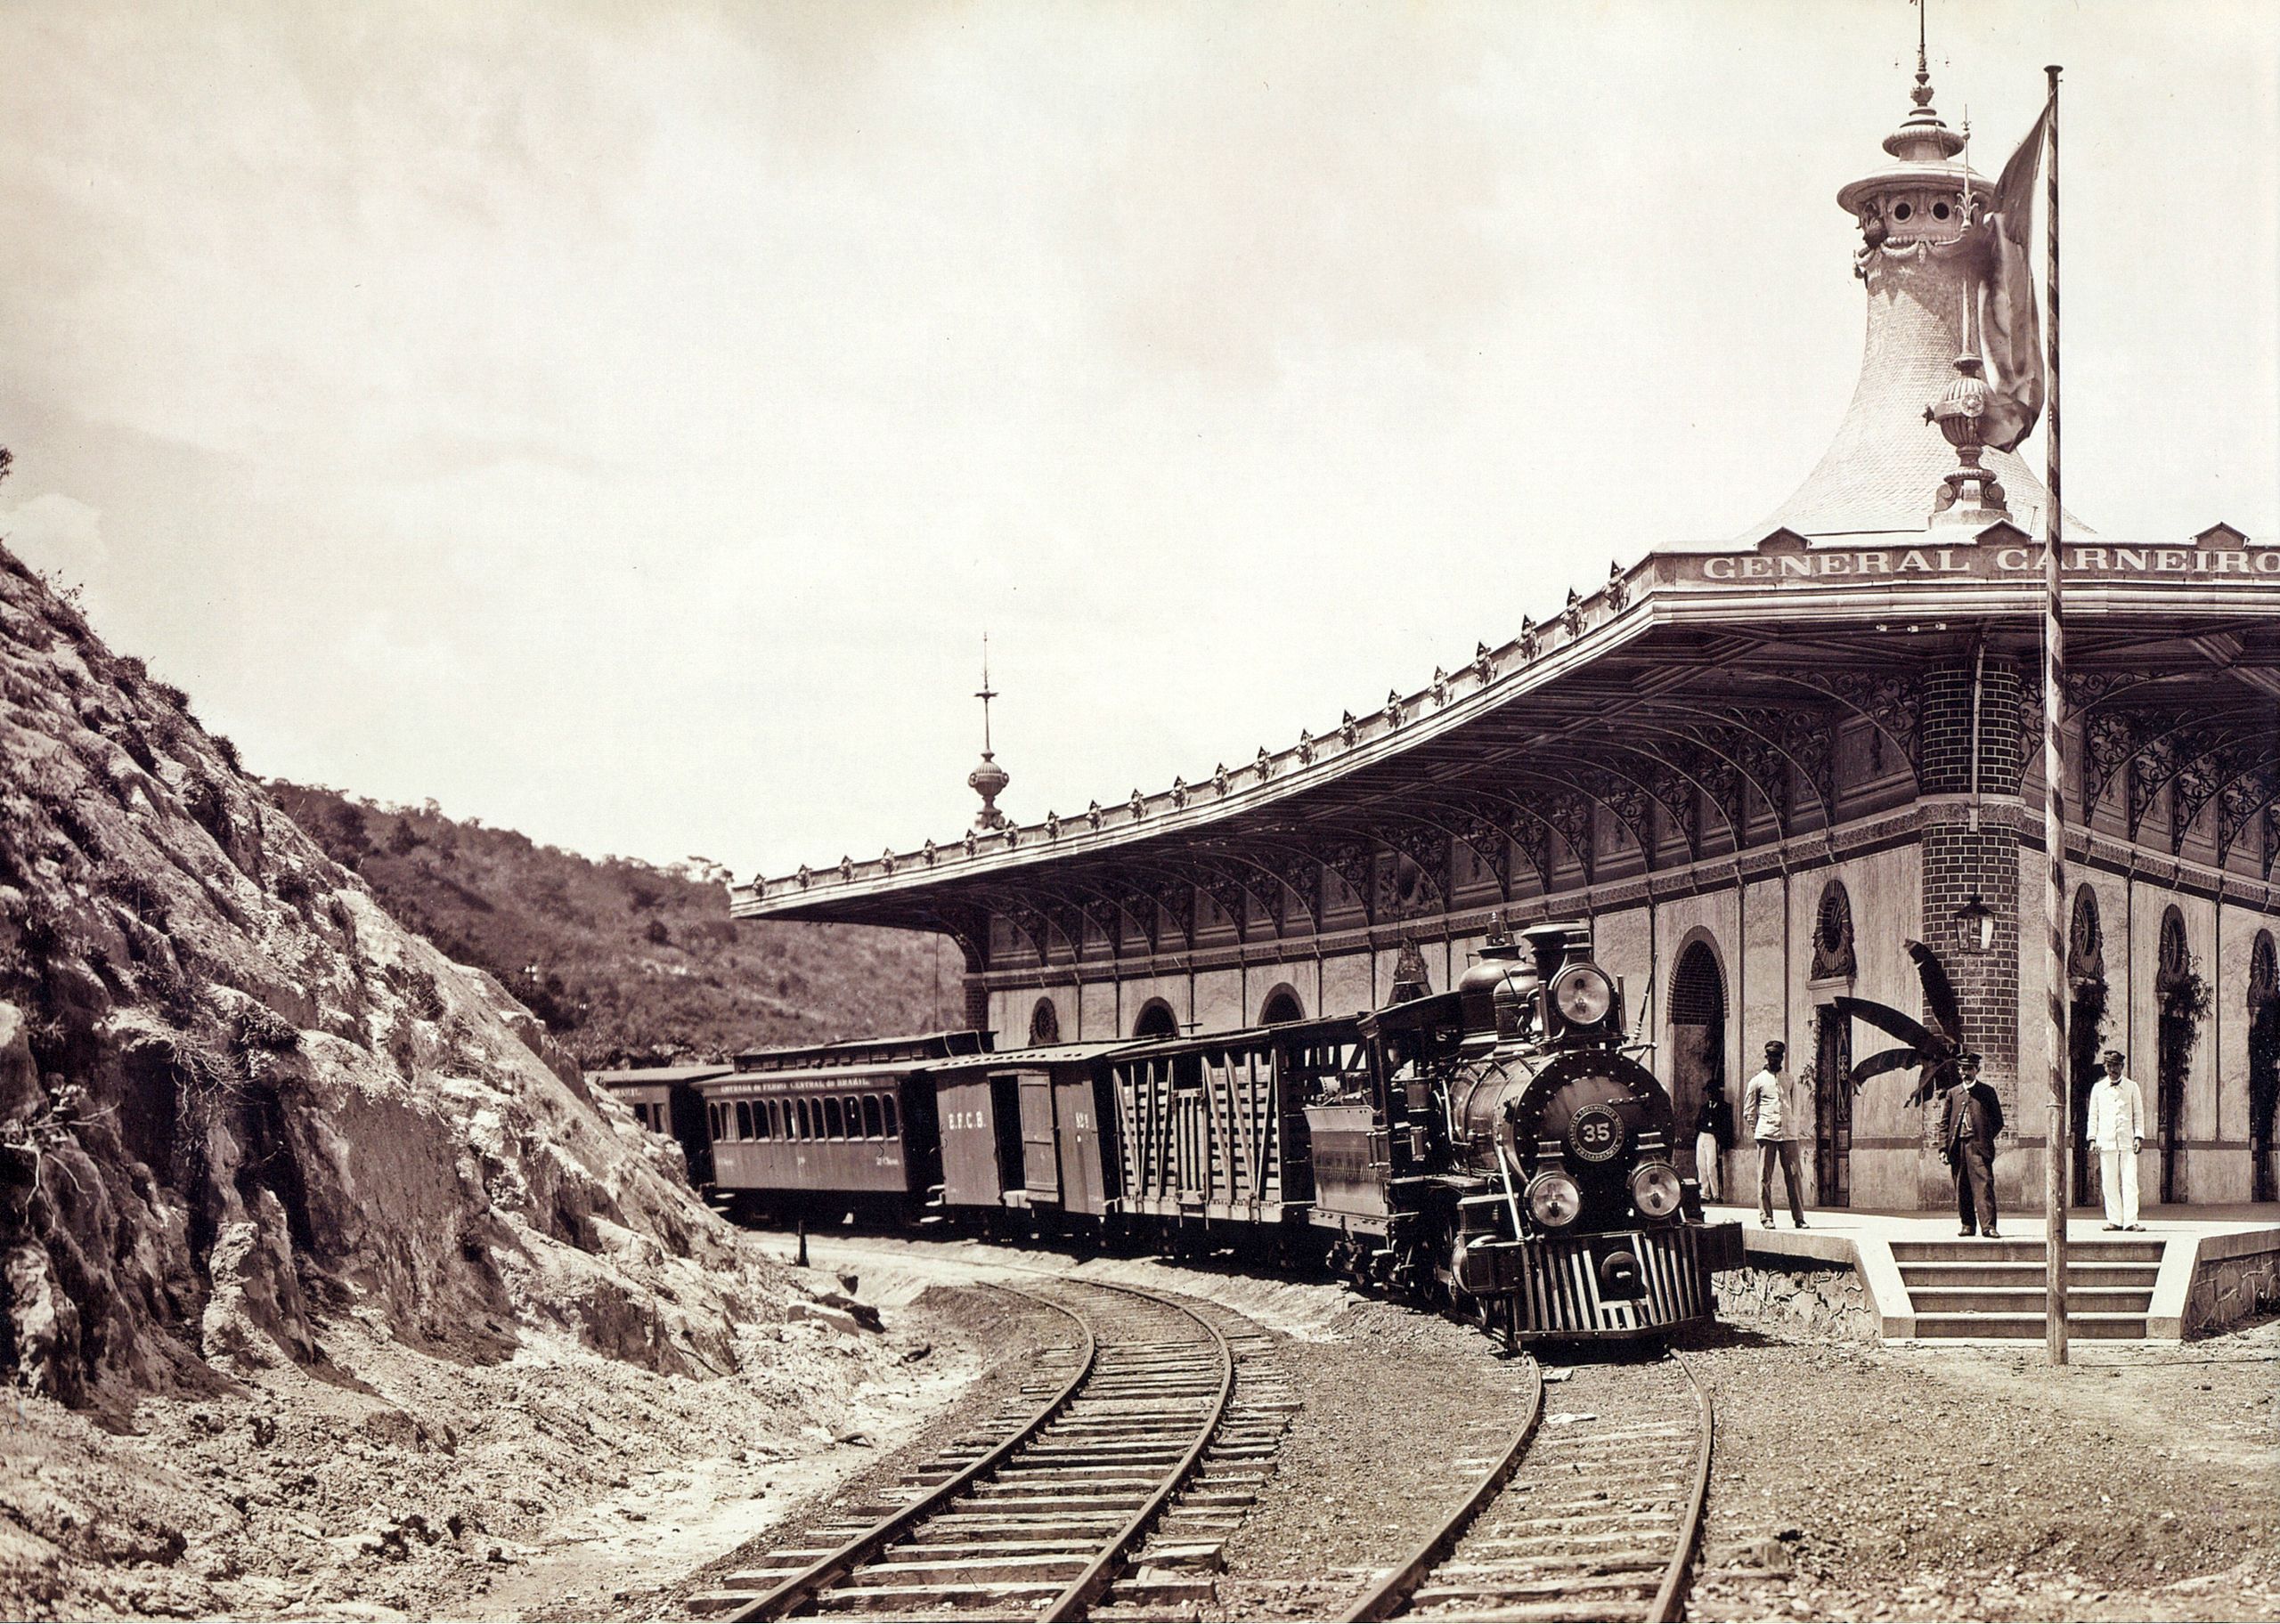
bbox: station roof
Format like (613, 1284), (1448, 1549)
(734, 536), (2278, 942)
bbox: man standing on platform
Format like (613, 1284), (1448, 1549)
(2086, 1049), (2146, 1230)
(1743, 1040), (1806, 1229)
(1940, 1052), (2004, 1238)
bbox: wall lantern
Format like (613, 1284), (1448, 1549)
(1954, 894), (1997, 954)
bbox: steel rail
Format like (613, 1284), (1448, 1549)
(1339, 1358), (1547, 1622)
(723, 1284), (1095, 1622)
(1647, 1351), (1716, 1623)
(1041, 1282), (1236, 1620)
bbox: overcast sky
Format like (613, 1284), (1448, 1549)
(4, 1), (2274, 880)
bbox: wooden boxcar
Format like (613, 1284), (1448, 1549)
(924, 1042), (1136, 1215)
(593, 1064), (734, 1186)
(1106, 1017), (1364, 1233)
(702, 1030), (984, 1215)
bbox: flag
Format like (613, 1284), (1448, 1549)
(1975, 103), (2051, 452)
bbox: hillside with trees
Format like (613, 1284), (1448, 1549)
(269, 782), (951, 1066)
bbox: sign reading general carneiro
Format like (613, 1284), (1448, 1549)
(1690, 540), (2277, 583)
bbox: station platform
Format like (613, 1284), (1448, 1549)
(1702, 1202), (2280, 1344)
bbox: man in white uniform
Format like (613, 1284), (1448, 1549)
(1743, 1040), (1807, 1229)
(2085, 1048), (2146, 1230)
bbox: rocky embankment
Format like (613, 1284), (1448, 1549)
(0, 544), (916, 1616)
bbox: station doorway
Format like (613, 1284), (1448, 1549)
(2067, 887), (2109, 1210)
(2155, 909), (2192, 1204)
(1669, 940), (1728, 1197)
(1813, 1003), (1852, 1208)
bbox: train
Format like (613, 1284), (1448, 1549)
(597, 921), (1744, 1344)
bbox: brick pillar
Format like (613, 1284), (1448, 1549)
(1918, 656), (2026, 1201)
(962, 976), (990, 1035)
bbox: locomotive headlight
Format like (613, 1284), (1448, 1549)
(1550, 965), (1614, 1027)
(1630, 1160), (1683, 1219)
(1527, 1171), (1584, 1229)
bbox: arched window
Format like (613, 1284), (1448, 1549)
(1133, 998), (1179, 1039)
(1810, 881), (1856, 981)
(753, 1100), (771, 1140)
(1669, 939), (1726, 1027)
(863, 1095), (884, 1138)
(2069, 887), (2105, 983)
(882, 1094), (900, 1140)
(2159, 907), (2188, 984)
(824, 1096), (845, 1138)
(794, 1099), (812, 1140)
(1259, 986), (1306, 1026)
(735, 1100), (754, 1140)
(1030, 996), (1062, 1046)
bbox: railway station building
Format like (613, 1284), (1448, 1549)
(736, 59), (2280, 1218)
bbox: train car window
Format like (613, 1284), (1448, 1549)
(843, 1095), (861, 1138)
(734, 1100), (753, 1140)
(824, 1096), (845, 1138)
(882, 1095), (900, 1139)
(794, 1099), (810, 1140)
(766, 1100), (783, 1139)
(708, 1102), (722, 1141)
(753, 1100), (771, 1140)
(862, 1095), (883, 1139)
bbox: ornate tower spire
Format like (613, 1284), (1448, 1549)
(1751, 8), (2080, 540)
(967, 636), (1010, 831)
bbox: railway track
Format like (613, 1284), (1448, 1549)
(1344, 1352), (1713, 1623)
(691, 1279), (1291, 1619)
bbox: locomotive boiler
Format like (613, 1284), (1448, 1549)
(1307, 922), (1743, 1343)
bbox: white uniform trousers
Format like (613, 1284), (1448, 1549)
(1695, 1131), (1721, 1200)
(2097, 1147), (2139, 1228)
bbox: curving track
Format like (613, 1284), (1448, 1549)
(692, 1279), (1271, 1620)
(1344, 1352), (1713, 1623)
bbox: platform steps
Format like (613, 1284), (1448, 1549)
(1892, 1237), (2163, 1339)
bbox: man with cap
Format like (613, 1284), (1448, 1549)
(2084, 1049), (2146, 1230)
(1939, 1052), (2005, 1238)
(1741, 1039), (1807, 1229)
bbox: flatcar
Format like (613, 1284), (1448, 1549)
(666, 921), (1739, 1344)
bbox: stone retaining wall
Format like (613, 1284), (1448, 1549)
(2184, 1245), (2280, 1338)
(1713, 1265), (1879, 1343)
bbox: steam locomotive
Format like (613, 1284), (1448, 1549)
(599, 921), (1742, 1343)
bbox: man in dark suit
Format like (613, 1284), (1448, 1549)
(1940, 1052), (2004, 1238)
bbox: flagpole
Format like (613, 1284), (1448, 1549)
(2040, 63), (2069, 1368)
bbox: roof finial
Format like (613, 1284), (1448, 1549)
(1914, 0), (1931, 107)
(968, 634), (1011, 831)
(976, 632), (998, 761)
(1879, 0), (1963, 162)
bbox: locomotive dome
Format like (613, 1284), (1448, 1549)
(736, 35), (2280, 1220)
